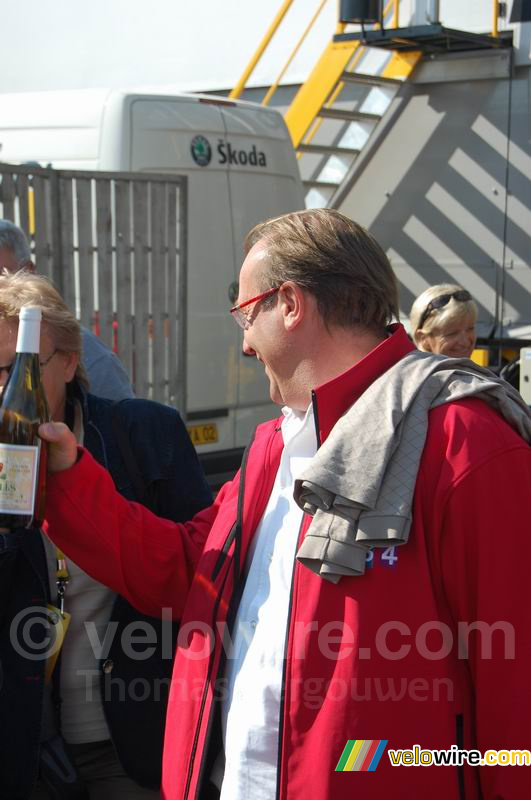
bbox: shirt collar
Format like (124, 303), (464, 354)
(280, 402), (314, 446)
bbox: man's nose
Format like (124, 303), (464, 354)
(242, 337), (256, 357)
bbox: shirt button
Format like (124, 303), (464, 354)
(250, 620), (257, 629)
(102, 659), (114, 674)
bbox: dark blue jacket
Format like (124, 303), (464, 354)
(0, 387), (212, 798)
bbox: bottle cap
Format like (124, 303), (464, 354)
(19, 306), (42, 322)
(16, 305), (42, 354)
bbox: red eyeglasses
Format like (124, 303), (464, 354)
(230, 286), (280, 330)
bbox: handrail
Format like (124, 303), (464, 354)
(229, 0), (296, 100)
(492, 0), (499, 37)
(392, 0), (399, 28)
(232, 0), (501, 108)
(262, 0), (330, 107)
(231, 0), (405, 106)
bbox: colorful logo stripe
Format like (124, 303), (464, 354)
(335, 740), (388, 771)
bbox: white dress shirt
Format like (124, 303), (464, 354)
(219, 404), (317, 800)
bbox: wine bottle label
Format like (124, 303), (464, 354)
(0, 443), (39, 514)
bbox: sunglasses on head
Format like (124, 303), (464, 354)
(418, 290), (472, 330)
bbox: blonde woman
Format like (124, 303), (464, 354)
(410, 283), (477, 359)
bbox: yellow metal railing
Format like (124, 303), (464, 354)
(392, 0), (399, 28)
(230, 0), (402, 121)
(492, 0), (499, 37)
(230, 0), (398, 109)
(229, 0), (296, 100)
(230, 0), (502, 133)
(262, 0), (329, 107)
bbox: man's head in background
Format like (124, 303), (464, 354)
(0, 219), (134, 402)
(0, 219), (34, 272)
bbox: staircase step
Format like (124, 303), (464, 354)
(318, 108), (381, 123)
(340, 71), (403, 87)
(298, 143), (360, 156)
(303, 180), (341, 190)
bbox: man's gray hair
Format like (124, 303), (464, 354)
(0, 220), (32, 265)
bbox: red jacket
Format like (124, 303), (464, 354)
(45, 325), (531, 800)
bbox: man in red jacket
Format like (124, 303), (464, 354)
(40, 209), (531, 800)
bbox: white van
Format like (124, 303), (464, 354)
(0, 89), (305, 482)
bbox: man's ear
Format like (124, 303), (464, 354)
(280, 282), (306, 331)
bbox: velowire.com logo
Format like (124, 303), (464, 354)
(335, 739), (388, 772)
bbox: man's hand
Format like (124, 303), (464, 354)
(38, 422), (78, 473)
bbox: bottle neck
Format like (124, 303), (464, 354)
(16, 317), (40, 355)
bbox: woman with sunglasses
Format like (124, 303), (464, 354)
(410, 283), (478, 359)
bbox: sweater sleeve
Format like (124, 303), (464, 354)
(43, 448), (227, 619)
(440, 444), (531, 800)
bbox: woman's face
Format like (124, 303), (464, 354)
(0, 320), (78, 421)
(419, 312), (477, 359)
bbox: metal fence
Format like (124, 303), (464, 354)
(0, 163), (188, 413)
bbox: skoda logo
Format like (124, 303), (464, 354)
(191, 135), (212, 167)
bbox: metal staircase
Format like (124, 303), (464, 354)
(230, 0), (510, 209)
(288, 40), (421, 208)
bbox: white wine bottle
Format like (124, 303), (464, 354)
(0, 306), (49, 530)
